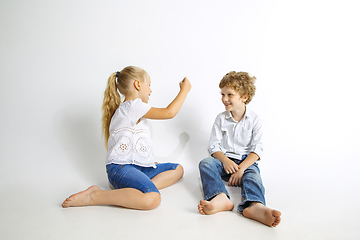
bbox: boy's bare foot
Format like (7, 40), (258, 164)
(242, 202), (282, 227)
(62, 185), (100, 208)
(198, 193), (234, 215)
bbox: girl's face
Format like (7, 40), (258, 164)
(139, 75), (152, 103)
(221, 86), (247, 112)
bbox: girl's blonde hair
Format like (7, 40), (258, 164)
(101, 66), (148, 149)
(219, 71), (256, 105)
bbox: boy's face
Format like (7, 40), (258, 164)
(220, 86), (248, 112)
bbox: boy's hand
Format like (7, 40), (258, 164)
(228, 168), (244, 187)
(223, 159), (240, 174)
(179, 77), (191, 92)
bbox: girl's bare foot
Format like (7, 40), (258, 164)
(62, 185), (100, 208)
(198, 193), (234, 215)
(242, 202), (282, 227)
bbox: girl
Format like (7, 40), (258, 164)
(62, 66), (191, 210)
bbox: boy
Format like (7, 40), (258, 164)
(198, 71), (281, 227)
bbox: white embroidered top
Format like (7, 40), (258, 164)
(106, 98), (155, 168)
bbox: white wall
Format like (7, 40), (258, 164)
(1, 0), (359, 216)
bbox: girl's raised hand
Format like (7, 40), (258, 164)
(179, 77), (191, 92)
(143, 77), (191, 120)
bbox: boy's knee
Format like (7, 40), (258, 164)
(199, 158), (215, 169)
(243, 170), (262, 184)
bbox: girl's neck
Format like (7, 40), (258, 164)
(124, 93), (139, 102)
(124, 97), (136, 102)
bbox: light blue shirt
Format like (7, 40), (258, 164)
(208, 108), (264, 160)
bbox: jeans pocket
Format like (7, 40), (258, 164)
(106, 164), (123, 183)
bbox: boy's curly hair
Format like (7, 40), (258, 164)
(219, 71), (256, 105)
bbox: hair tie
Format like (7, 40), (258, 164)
(116, 71), (120, 78)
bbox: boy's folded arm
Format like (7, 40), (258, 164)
(250, 115), (264, 159)
(212, 151), (239, 174)
(238, 152), (260, 171)
(208, 120), (223, 154)
(211, 151), (228, 163)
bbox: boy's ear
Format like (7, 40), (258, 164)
(134, 80), (141, 91)
(242, 94), (249, 102)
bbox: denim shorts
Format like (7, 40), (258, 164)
(106, 163), (179, 194)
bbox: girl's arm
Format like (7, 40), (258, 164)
(143, 77), (191, 120)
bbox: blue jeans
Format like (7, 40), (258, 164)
(199, 156), (266, 213)
(106, 163), (179, 194)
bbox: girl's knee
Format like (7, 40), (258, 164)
(143, 192), (161, 210)
(175, 164), (184, 177)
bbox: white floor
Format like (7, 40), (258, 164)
(1, 149), (359, 240)
(1, 0), (360, 239)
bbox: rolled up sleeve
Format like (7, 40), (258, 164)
(249, 115), (264, 159)
(208, 116), (223, 156)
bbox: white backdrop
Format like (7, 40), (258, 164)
(1, 0), (360, 239)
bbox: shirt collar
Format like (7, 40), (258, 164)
(224, 111), (233, 119)
(224, 107), (251, 122)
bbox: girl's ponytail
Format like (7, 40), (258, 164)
(101, 72), (121, 149)
(101, 66), (148, 149)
